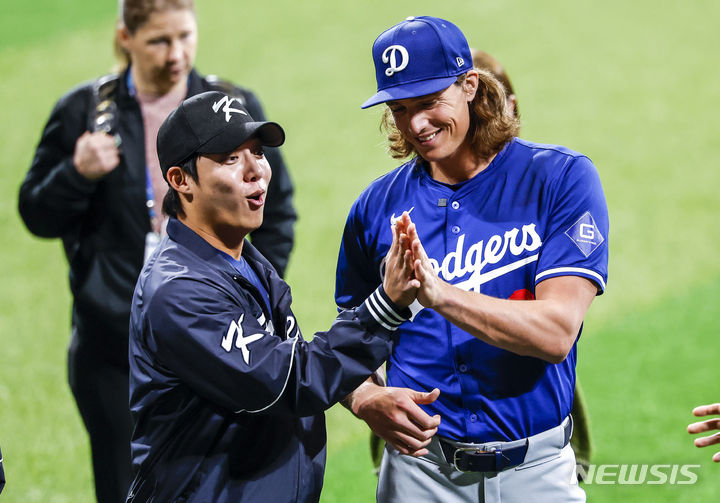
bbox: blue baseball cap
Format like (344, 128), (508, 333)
(361, 16), (473, 109)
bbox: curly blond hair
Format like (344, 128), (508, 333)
(380, 70), (520, 161)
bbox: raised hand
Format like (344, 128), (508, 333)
(405, 218), (447, 309)
(73, 131), (120, 181)
(382, 211), (420, 308)
(688, 403), (720, 462)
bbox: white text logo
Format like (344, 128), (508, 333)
(577, 464), (701, 485)
(429, 224), (543, 292)
(221, 314), (264, 364)
(212, 96), (247, 122)
(382, 45), (409, 76)
(579, 223), (595, 240)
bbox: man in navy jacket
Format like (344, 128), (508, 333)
(126, 91), (419, 502)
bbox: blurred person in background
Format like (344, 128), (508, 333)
(17, 1), (294, 501)
(470, 50), (517, 116)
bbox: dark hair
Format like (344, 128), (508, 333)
(381, 70), (520, 161)
(471, 49), (519, 117)
(162, 154), (198, 218)
(114, 0), (196, 69)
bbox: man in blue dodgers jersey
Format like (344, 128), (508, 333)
(0, 443), (4, 494)
(126, 91), (419, 503)
(336, 16), (608, 502)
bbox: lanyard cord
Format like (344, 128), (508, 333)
(126, 71), (158, 227)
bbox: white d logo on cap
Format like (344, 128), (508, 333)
(382, 45), (409, 77)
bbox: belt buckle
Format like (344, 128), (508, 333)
(452, 446), (496, 473)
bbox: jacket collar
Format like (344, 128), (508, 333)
(167, 218), (291, 333)
(117, 67), (204, 101)
(166, 218), (275, 277)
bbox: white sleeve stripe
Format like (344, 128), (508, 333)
(367, 288), (406, 327)
(369, 297), (401, 328)
(238, 336), (299, 414)
(536, 267), (606, 290)
(365, 297), (397, 331)
(372, 291), (405, 324)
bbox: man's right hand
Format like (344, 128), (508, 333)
(382, 211), (420, 308)
(73, 131), (120, 181)
(347, 381), (441, 457)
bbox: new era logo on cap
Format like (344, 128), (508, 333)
(362, 16), (473, 108)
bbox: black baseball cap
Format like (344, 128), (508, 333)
(157, 91), (285, 177)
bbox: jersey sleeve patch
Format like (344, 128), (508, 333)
(564, 211), (604, 257)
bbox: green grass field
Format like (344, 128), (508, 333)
(1, 1), (719, 501)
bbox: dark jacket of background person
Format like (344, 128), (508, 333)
(18, 68), (296, 368)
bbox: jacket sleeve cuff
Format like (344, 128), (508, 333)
(46, 158), (99, 196)
(64, 159), (100, 192)
(359, 285), (412, 331)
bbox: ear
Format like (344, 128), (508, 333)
(463, 70), (480, 103)
(166, 166), (193, 195)
(117, 22), (132, 52)
(463, 70), (480, 102)
(507, 94), (518, 116)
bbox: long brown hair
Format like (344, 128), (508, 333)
(113, 0), (195, 70)
(380, 69), (520, 161)
(471, 49), (519, 117)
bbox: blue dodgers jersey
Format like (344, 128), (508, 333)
(335, 138), (609, 442)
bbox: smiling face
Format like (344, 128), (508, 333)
(387, 71), (479, 175)
(119, 8), (197, 95)
(169, 138), (271, 253)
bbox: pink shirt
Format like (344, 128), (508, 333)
(136, 86), (186, 234)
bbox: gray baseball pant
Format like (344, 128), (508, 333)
(377, 416), (585, 502)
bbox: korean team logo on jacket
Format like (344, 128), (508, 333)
(565, 211), (604, 257)
(221, 314), (264, 364)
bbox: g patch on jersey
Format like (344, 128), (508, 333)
(565, 211), (604, 257)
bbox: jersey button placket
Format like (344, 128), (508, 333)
(447, 197), (461, 235)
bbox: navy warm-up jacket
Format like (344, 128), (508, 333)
(127, 219), (406, 502)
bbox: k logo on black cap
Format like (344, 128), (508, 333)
(157, 91), (285, 179)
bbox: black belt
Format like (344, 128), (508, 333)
(439, 418), (572, 473)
